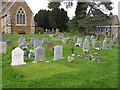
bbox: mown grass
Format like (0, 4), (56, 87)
(1, 33), (118, 88)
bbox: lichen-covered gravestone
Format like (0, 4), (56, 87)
(18, 37), (26, 45)
(53, 46), (65, 60)
(11, 47), (26, 66)
(33, 46), (49, 63)
(34, 40), (42, 49)
(0, 42), (7, 54)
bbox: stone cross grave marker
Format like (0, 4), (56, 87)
(53, 46), (65, 60)
(11, 47), (26, 66)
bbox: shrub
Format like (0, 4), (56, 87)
(35, 27), (44, 34)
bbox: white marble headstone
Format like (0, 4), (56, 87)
(11, 47), (26, 66)
(53, 46), (65, 60)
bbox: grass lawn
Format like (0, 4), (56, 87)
(1, 33), (118, 88)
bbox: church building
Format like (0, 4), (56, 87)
(0, 0), (35, 34)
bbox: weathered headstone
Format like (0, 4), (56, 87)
(90, 35), (95, 40)
(92, 39), (96, 47)
(0, 36), (7, 42)
(74, 36), (78, 41)
(0, 42), (7, 54)
(56, 28), (59, 34)
(110, 39), (114, 48)
(86, 35), (90, 40)
(33, 46), (48, 63)
(53, 46), (65, 60)
(11, 47), (26, 66)
(34, 40), (42, 49)
(77, 38), (82, 46)
(94, 41), (100, 48)
(6, 40), (12, 46)
(48, 42), (54, 50)
(30, 38), (36, 46)
(83, 40), (90, 50)
(102, 40), (108, 49)
(42, 38), (48, 44)
(18, 37), (26, 45)
(62, 38), (67, 43)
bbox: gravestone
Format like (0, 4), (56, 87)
(0, 36), (7, 42)
(18, 37), (26, 45)
(58, 33), (64, 39)
(49, 34), (54, 38)
(53, 46), (65, 60)
(92, 39), (96, 47)
(94, 41), (100, 48)
(48, 42), (54, 50)
(74, 36), (78, 41)
(83, 40), (90, 50)
(42, 39), (48, 44)
(110, 39), (114, 48)
(102, 40), (108, 49)
(86, 35), (90, 40)
(90, 35), (95, 40)
(31, 38), (36, 46)
(0, 42), (7, 54)
(56, 28), (59, 33)
(19, 43), (27, 49)
(11, 47), (26, 66)
(6, 40), (12, 46)
(62, 38), (67, 43)
(34, 40), (42, 49)
(77, 38), (82, 46)
(33, 46), (48, 63)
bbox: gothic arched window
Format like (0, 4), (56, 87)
(16, 8), (26, 25)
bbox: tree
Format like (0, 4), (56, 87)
(34, 10), (50, 29)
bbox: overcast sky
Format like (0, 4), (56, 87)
(25, 0), (119, 19)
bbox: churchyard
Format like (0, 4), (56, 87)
(0, 32), (118, 88)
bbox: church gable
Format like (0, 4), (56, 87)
(10, 1), (33, 26)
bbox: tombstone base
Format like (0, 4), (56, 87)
(11, 62), (26, 66)
(53, 57), (65, 61)
(33, 60), (49, 63)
